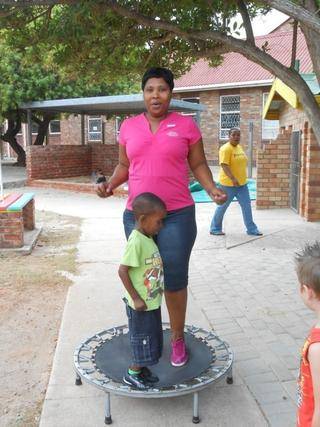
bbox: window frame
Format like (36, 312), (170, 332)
(219, 94), (240, 140)
(261, 92), (279, 140)
(181, 97), (200, 124)
(49, 120), (61, 135)
(88, 116), (102, 142)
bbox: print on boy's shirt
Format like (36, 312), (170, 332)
(144, 251), (164, 301)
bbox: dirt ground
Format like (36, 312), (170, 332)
(0, 211), (81, 427)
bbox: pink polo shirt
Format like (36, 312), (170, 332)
(119, 112), (202, 211)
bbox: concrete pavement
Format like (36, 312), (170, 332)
(1, 163), (27, 188)
(14, 185), (319, 426)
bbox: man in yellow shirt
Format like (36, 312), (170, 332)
(210, 128), (262, 236)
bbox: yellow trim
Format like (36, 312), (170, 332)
(265, 111), (280, 120)
(274, 78), (299, 109)
(262, 83), (277, 119)
(263, 78), (320, 119)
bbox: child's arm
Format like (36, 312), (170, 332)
(309, 342), (320, 427)
(118, 264), (147, 311)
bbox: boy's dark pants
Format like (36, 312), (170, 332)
(126, 304), (163, 366)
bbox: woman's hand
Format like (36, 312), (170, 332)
(209, 187), (228, 205)
(133, 297), (147, 311)
(95, 181), (114, 198)
(231, 177), (240, 186)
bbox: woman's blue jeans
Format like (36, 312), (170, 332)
(210, 184), (259, 234)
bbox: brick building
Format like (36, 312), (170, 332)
(257, 74), (320, 221)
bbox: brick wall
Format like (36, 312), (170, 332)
(256, 129), (291, 209)
(301, 124), (320, 221)
(257, 102), (320, 222)
(0, 211), (24, 248)
(9, 87), (271, 165)
(23, 199), (35, 230)
(26, 145), (92, 179)
(175, 86), (270, 164)
(26, 143), (119, 180)
(91, 144), (119, 176)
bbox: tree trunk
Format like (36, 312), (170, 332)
(0, 117), (26, 166)
(34, 115), (52, 145)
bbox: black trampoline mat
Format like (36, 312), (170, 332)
(95, 330), (213, 388)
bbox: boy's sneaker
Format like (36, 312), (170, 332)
(123, 371), (149, 390)
(140, 367), (159, 383)
(171, 338), (188, 367)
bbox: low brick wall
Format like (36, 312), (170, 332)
(0, 199), (35, 248)
(26, 144), (119, 180)
(27, 145), (92, 180)
(91, 144), (119, 176)
(0, 211), (24, 248)
(301, 125), (320, 221)
(256, 130), (291, 209)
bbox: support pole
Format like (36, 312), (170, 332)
(81, 113), (85, 145)
(248, 121), (253, 179)
(104, 392), (112, 424)
(0, 149), (3, 201)
(192, 392), (200, 424)
(27, 110), (32, 146)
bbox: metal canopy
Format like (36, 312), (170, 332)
(20, 94), (206, 115)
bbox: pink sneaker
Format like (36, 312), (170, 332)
(171, 338), (188, 367)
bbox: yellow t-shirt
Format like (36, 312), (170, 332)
(218, 142), (248, 186)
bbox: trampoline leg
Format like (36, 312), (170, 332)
(104, 392), (112, 424)
(192, 392), (200, 424)
(226, 367), (233, 384)
(75, 373), (82, 386)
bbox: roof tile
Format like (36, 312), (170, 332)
(175, 29), (312, 88)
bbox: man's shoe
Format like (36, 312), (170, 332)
(171, 338), (188, 367)
(247, 230), (263, 236)
(210, 231), (225, 236)
(140, 367), (159, 383)
(123, 371), (149, 390)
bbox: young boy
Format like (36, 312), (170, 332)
(118, 192), (166, 390)
(295, 241), (320, 427)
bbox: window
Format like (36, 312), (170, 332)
(32, 122), (39, 135)
(181, 97), (200, 123)
(220, 95), (240, 139)
(49, 120), (61, 134)
(262, 93), (279, 140)
(88, 116), (102, 141)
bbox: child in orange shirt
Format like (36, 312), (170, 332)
(296, 242), (320, 427)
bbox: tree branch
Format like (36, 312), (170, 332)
(102, 1), (320, 143)
(290, 19), (298, 69)
(237, 0), (255, 45)
(260, 0), (320, 34)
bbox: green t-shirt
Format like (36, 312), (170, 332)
(121, 229), (164, 311)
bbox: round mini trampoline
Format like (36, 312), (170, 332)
(74, 323), (233, 424)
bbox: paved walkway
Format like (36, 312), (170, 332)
(14, 186), (319, 426)
(1, 163), (27, 188)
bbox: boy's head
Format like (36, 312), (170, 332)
(295, 241), (320, 307)
(132, 193), (166, 236)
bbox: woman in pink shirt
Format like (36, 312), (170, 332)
(97, 67), (226, 367)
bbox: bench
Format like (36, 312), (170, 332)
(0, 192), (35, 249)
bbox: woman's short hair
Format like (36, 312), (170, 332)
(295, 241), (320, 297)
(141, 67), (174, 91)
